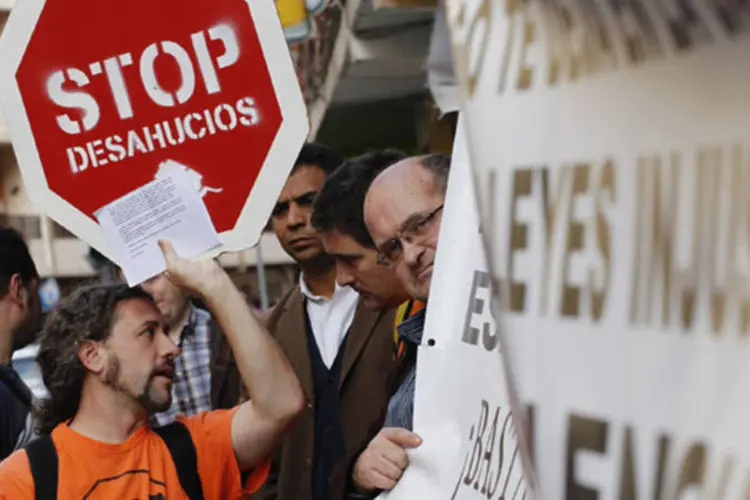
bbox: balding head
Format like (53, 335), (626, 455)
(364, 154), (450, 302)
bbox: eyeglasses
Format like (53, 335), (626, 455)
(376, 204), (444, 267)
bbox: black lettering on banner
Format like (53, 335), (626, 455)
(627, 143), (750, 336)
(477, 404), (501, 496)
(508, 168), (533, 312)
(560, 164), (589, 317)
(566, 414), (608, 500)
(497, 0), (521, 94)
(498, 146), (750, 332)
(653, 435), (670, 500)
(712, 0), (750, 34)
(608, 0), (662, 64)
(674, 443), (706, 496)
(452, 415), (476, 500)
(591, 160), (614, 321)
(455, 0), (750, 97)
(655, 0), (712, 51)
(452, 400), (527, 500)
(556, 413), (750, 500)
(463, 400), (489, 488)
(525, 404), (535, 468)
(462, 270), (499, 351)
(540, 165), (568, 317)
(504, 161), (613, 321)
(617, 426), (669, 500)
(618, 426), (637, 500)
(451, 0), (492, 98)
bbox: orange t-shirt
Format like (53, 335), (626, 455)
(0, 408), (268, 499)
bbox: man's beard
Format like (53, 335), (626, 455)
(104, 356), (173, 413)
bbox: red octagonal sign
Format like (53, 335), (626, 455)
(0, 0), (308, 261)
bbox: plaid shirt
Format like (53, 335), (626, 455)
(151, 304), (213, 427)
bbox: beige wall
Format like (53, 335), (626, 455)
(0, 149), (34, 213)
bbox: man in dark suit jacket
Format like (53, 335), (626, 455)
(0, 228), (41, 460)
(251, 144), (409, 500)
(311, 150), (422, 499)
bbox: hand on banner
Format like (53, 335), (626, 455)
(353, 428), (422, 491)
(158, 239), (228, 297)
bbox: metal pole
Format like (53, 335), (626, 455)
(40, 215), (57, 275)
(255, 243), (270, 310)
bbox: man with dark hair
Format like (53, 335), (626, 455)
(0, 240), (304, 498)
(0, 227), (41, 460)
(271, 142), (343, 277)
(253, 143), (398, 500)
(347, 154), (451, 496)
(293, 141), (345, 176)
(311, 150), (410, 310)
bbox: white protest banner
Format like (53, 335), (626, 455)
(380, 120), (530, 499)
(447, 0), (750, 498)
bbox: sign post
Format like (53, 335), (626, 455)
(0, 0), (308, 262)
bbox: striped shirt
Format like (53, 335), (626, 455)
(384, 307), (426, 431)
(151, 305), (213, 427)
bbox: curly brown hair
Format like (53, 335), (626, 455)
(34, 283), (155, 434)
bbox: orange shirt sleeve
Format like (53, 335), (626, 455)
(181, 408), (270, 499)
(0, 450), (35, 499)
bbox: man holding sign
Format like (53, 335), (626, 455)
(0, 241), (304, 499)
(348, 154), (450, 495)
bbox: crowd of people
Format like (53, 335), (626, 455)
(0, 142), (451, 499)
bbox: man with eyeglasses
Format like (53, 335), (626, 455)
(251, 143), (400, 500)
(345, 154), (450, 497)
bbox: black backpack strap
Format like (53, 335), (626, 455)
(25, 435), (58, 500)
(153, 421), (205, 500)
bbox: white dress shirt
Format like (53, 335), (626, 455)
(299, 276), (359, 368)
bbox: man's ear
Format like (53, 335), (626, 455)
(78, 340), (106, 375)
(6, 273), (24, 305)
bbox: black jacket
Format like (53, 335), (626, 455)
(0, 365), (33, 460)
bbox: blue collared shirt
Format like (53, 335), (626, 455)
(383, 308), (426, 431)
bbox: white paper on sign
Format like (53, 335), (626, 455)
(96, 167), (221, 286)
